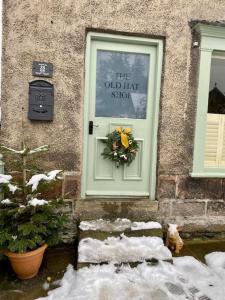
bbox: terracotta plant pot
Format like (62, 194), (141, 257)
(5, 243), (48, 279)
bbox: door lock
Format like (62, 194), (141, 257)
(89, 121), (99, 134)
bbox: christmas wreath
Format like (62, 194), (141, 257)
(101, 127), (139, 167)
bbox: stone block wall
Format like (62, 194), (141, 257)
(63, 172), (81, 199)
(157, 176), (225, 216)
(52, 173), (225, 242)
(157, 175), (225, 239)
(157, 176), (224, 200)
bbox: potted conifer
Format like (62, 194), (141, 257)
(0, 143), (67, 279)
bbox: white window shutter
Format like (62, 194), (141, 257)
(220, 115), (225, 167)
(204, 114), (225, 168)
(204, 114), (221, 167)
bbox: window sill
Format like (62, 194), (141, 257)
(190, 172), (225, 178)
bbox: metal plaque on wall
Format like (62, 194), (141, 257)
(32, 61), (53, 78)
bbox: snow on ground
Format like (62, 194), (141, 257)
(79, 218), (162, 232)
(79, 219), (132, 231)
(79, 235), (171, 263)
(37, 252), (225, 300)
(131, 221), (162, 230)
(205, 252), (225, 270)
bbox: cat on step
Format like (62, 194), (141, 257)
(166, 223), (184, 254)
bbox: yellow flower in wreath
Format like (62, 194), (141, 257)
(124, 128), (131, 134)
(116, 127), (122, 133)
(121, 133), (129, 149)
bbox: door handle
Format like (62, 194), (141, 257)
(89, 121), (99, 134)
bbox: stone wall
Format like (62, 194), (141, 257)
(157, 176), (225, 220)
(2, 1), (225, 239)
(2, 0), (225, 174)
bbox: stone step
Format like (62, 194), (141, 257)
(77, 234), (172, 270)
(77, 258), (172, 270)
(78, 218), (163, 242)
(75, 199), (158, 221)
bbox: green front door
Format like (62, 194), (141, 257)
(82, 33), (163, 199)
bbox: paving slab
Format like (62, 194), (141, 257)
(173, 240), (225, 263)
(0, 246), (75, 300)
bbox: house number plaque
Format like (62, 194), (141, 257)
(32, 61), (53, 78)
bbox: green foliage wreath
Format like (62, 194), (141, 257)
(101, 127), (139, 167)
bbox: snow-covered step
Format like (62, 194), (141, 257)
(77, 235), (172, 269)
(78, 218), (163, 241)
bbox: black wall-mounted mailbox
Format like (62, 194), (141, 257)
(28, 80), (54, 121)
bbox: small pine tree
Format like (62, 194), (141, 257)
(0, 143), (67, 254)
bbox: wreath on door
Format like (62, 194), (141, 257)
(101, 127), (139, 167)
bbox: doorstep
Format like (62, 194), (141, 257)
(74, 198), (159, 221)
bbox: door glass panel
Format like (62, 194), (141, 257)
(96, 50), (150, 119)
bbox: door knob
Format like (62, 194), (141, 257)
(89, 121), (99, 134)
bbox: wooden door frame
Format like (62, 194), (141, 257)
(81, 31), (163, 200)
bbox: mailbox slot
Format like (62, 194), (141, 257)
(28, 80), (54, 121)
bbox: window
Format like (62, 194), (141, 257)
(95, 50), (149, 119)
(192, 24), (225, 177)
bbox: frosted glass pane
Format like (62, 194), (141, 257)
(96, 50), (149, 119)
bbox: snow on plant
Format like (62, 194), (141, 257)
(1, 199), (12, 204)
(28, 198), (49, 206)
(0, 144), (49, 155)
(0, 142), (67, 254)
(0, 174), (18, 194)
(27, 170), (62, 192)
(0, 174), (12, 184)
(8, 183), (17, 193)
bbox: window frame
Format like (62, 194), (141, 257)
(192, 24), (225, 177)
